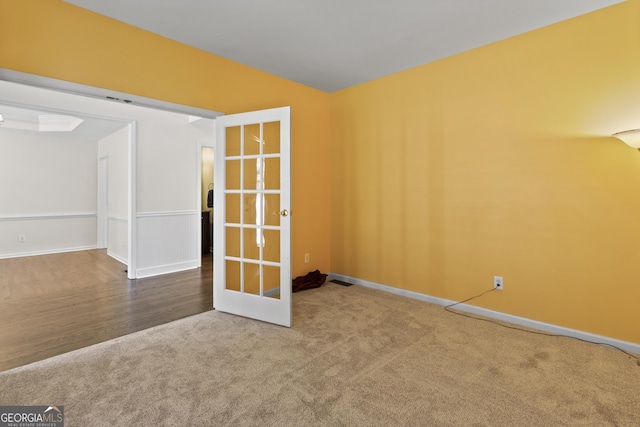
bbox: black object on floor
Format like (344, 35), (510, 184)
(293, 270), (328, 292)
(330, 279), (354, 287)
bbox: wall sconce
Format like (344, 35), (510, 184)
(612, 129), (640, 149)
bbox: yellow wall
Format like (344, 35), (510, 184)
(330, 1), (640, 344)
(0, 0), (331, 279)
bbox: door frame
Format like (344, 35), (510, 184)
(0, 69), (222, 279)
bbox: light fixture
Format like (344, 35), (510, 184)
(0, 113), (3, 123)
(38, 114), (83, 132)
(612, 129), (640, 149)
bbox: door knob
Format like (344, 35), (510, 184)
(280, 209), (288, 217)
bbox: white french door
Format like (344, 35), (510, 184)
(213, 106), (291, 327)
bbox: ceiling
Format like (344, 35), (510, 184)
(64, 0), (623, 93)
(0, 103), (128, 141)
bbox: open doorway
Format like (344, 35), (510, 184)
(0, 71), (221, 370)
(201, 146), (214, 258)
(0, 69), (221, 279)
(196, 131), (215, 268)
(0, 101), (131, 269)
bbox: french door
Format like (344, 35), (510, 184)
(213, 107), (291, 327)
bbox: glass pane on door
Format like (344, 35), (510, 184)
(223, 119), (282, 299)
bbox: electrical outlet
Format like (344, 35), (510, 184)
(304, 253), (310, 263)
(494, 276), (504, 291)
(18, 235), (26, 243)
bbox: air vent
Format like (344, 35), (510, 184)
(106, 96), (133, 104)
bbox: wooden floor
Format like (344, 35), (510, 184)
(0, 249), (213, 372)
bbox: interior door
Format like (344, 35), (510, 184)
(213, 106), (291, 327)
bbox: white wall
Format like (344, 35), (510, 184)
(135, 115), (215, 277)
(0, 131), (98, 257)
(98, 127), (129, 263)
(0, 80), (216, 277)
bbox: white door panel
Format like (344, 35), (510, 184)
(214, 106), (291, 327)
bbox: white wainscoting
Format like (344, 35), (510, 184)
(107, 216), (128, 264)
(0, 212), (97, 258)
(135, 211), (199, 278)
(329, 273), (640, 355)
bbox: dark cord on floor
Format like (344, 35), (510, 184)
(444, 288), (640, 367)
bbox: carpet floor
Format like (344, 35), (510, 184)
(1, 283), (639, 426)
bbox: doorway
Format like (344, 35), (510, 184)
(0, 100), (132, 273)
(1, 70), (223, 279)
(201, 146), (214, 259)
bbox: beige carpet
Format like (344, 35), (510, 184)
(1, 283), (639, 426)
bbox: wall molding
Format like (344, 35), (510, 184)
(136, 260), (199, 279)
(137, 210), (198, 218)
(0, 68), (223, 119)
(328, 273), (640, 355)
(0, 245), (97, 260)
(264, 287), (280, 297)
(107, 218), (128, 264)
(135, 211), (199, 278)
(0, 212), (97, 221)
(107, 250), (128, 266)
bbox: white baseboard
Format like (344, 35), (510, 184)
(0, 245), (97, 259)
(264, 287), (280, 297)
(135, 211), (199, 280)
(328, 273), (640, 355)
(135, 260), (199, 279)
(107, 250), (128, 266)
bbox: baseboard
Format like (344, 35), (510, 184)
(0, 245), (97, 259)
(264, 287), (280, 297)
(328, 273), (640, 355)
(135, 260), (199, 279)
(107, 251), (128, 266)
